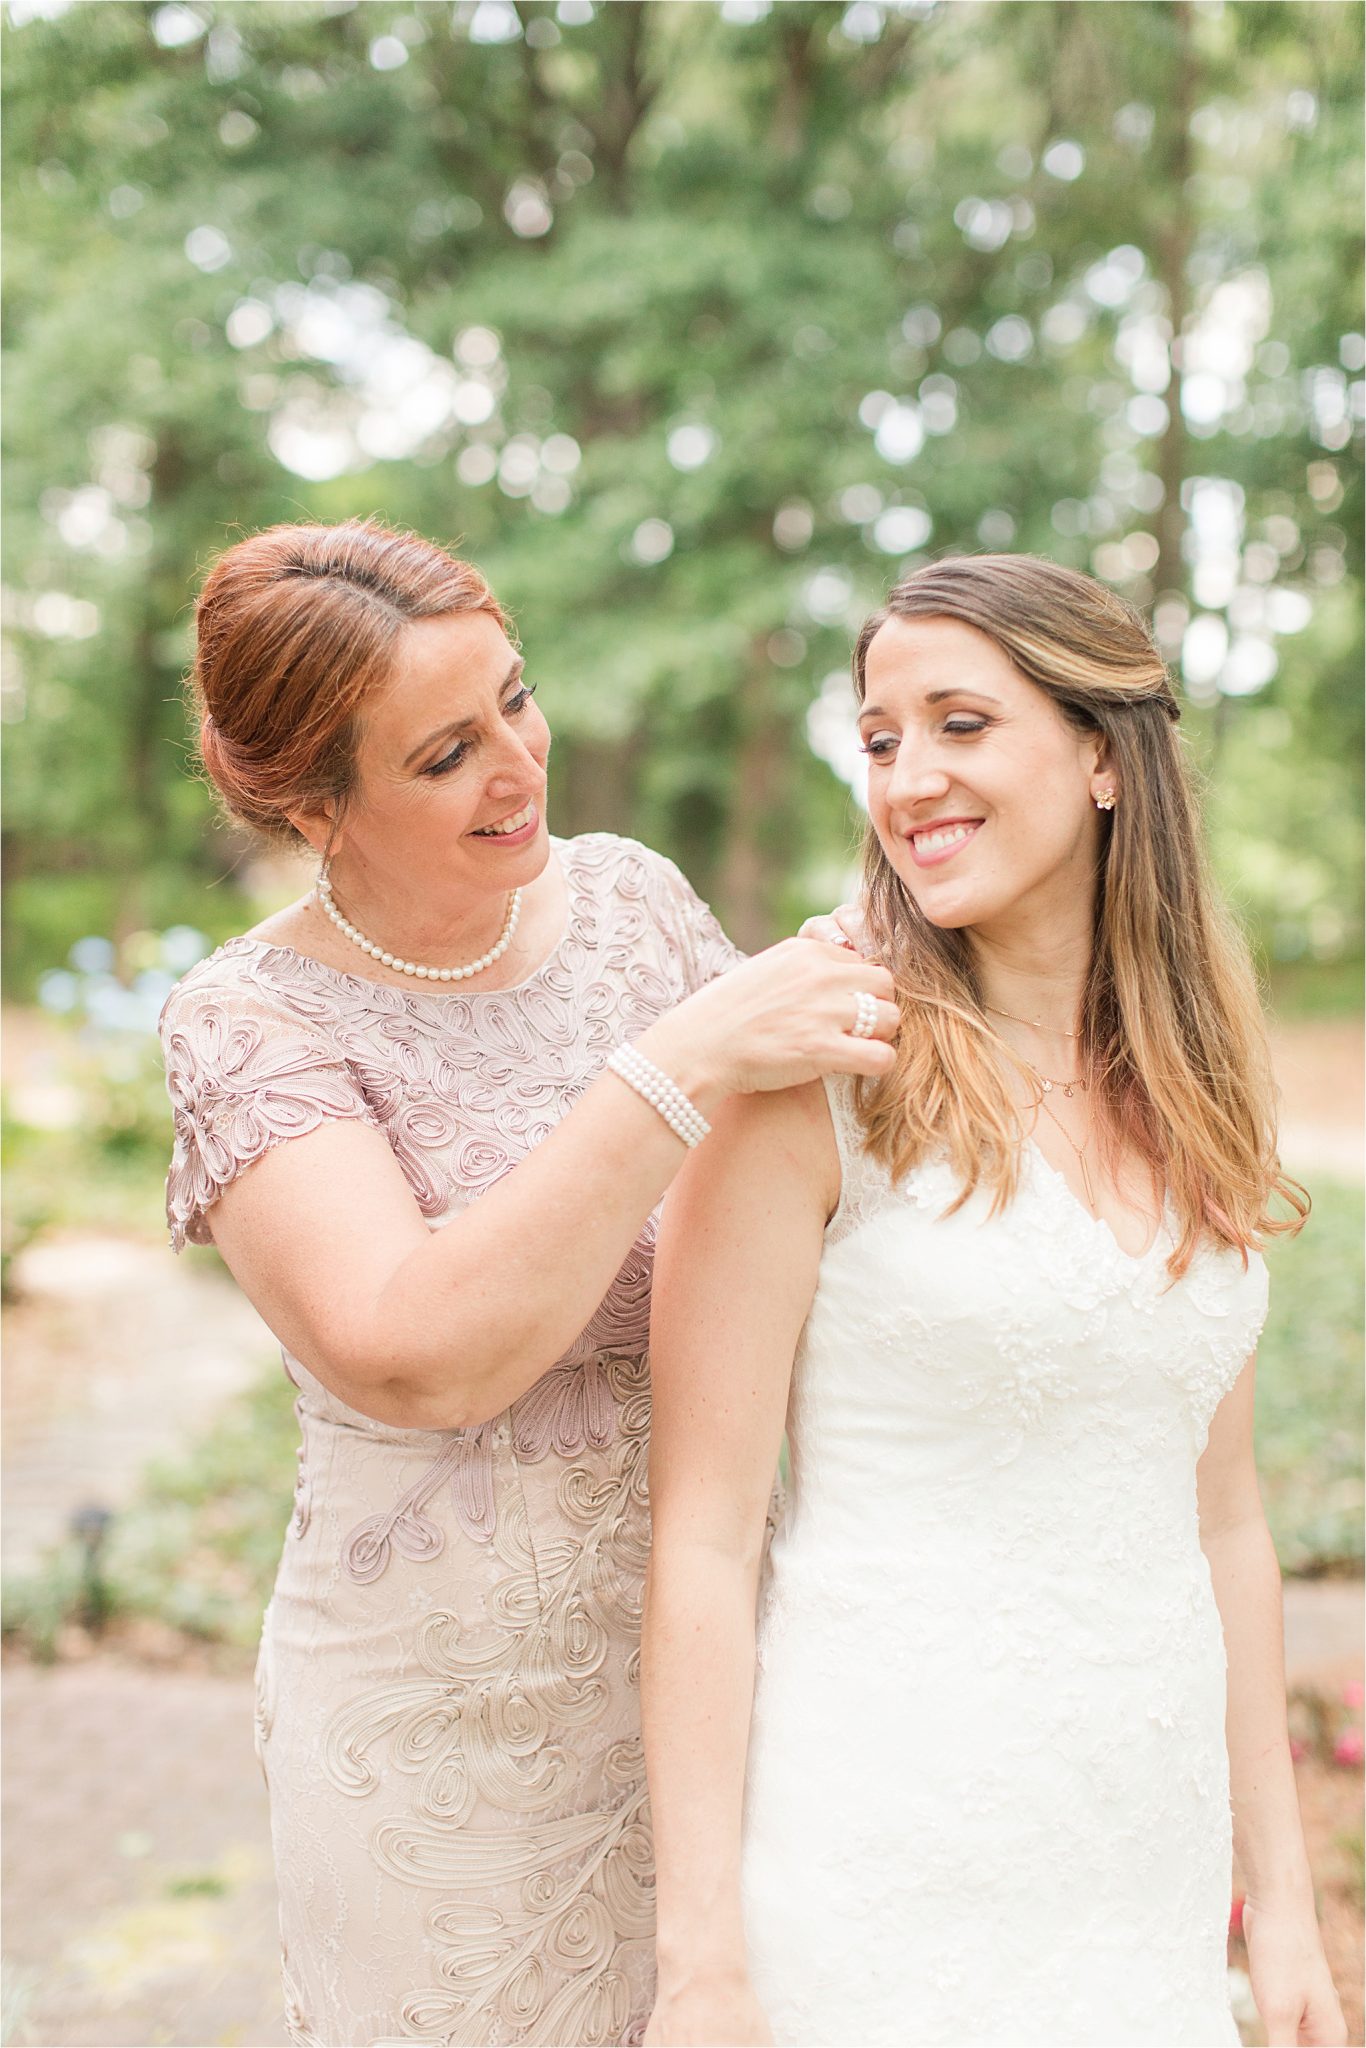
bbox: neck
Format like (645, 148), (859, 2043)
(969, 907), (1094, 1041)
(321, 858), (515, 969)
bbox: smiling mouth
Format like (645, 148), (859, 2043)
(907, 819), (983, 866)
(472, 800), (538, 838)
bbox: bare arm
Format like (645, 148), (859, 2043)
(202, 941), (891, 1430)
(1197, 1359), (1345, 2048)
(641, 1084), (836, 2047)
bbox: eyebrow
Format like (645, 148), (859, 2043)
(858, 687), (1004, 721)
(402, 656), (526, 768)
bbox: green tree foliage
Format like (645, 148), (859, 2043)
(3, 0), (1361, 968)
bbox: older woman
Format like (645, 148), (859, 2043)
(160, 518), (896, 2048)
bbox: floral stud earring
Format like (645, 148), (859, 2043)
(1094, 788), (1117, 811)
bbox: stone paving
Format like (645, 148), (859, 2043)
(1, 1660), (284, 2048)
(3, 1214), (285, 2046)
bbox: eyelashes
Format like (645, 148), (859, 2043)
(424, 741), (469, 777)
(422, 684), (538, 777)
(859, 716), (990, 759)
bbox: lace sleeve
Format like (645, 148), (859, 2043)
(821, 1072), (885, 1247)
(160, 969), (378, 1252)
(642, 849), (744, 993)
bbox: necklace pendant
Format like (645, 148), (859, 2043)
(1041, 1077), (1053, 1092)
(1061, 1082), (1074, 1098)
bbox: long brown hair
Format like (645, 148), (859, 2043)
(193, 518), (506, 843)
(851, 553), (1305, 1276)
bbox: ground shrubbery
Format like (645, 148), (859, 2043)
(1, 1363), (298, 1663)
(1257, 1177), (1365, 1576)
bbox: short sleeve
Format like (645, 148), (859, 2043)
(160, 969), (378, 1252)
(640, 849), (744, 994)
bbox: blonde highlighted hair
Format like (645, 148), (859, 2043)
(852, 553), (1305, 1277)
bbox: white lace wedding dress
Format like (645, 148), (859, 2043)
(740, 1076), (1268, 2047)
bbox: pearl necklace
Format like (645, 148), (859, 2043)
(316, 865), (521, 982)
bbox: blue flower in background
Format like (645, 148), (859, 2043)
(37, 929), (210, 1037)
(37, 969), (80, 1014)
(159, 927), (209, 974)
(68, 935), (116, 974)
(83, 977), (146, 1034)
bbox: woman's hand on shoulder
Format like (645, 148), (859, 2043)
(644, 937), (898, 1099)
(644, 1971), (773, 2047)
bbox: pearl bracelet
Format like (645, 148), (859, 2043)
(606, 1043), (711, 1149)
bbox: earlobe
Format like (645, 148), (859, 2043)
(285, 802), (339, 860)
(1090, 740), (1118, 813)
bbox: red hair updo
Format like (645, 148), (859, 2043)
(192, 519), (507, 844)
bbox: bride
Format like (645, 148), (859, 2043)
(639, 555), (1345, 2048)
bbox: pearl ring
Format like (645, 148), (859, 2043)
(850, 992), (880, 1040)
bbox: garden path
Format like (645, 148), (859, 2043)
(2, 1236), (276, 1580)
(2, 1658), (284, 2048)
(1271, 1016), (1365, 1183)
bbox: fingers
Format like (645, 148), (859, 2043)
(797, 904), (867, 953)
(1260, 2000), (1307, 2048)
(796, 914), (855, 949)
(1299, 2007), (1346, 2048)
(809, 942), (895, 1002)
(1304, 1987), (1349, 2046)
(861, 997), (900, 1044)
(832, 903), (869, 952)
(826, 1035), (897, 1078)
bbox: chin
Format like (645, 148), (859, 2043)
(890, 868), (978, 932)
(913, 897), (978, 932)
(513, 828), (552, 879)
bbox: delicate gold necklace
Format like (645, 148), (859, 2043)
(1034, 1086), (1098, 1213)
(982, 1004), (1086, 1096)
(984, 1001), (1080, 1040)
(1021, 1058), (1086, 1100)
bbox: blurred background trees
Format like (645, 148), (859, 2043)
(3, 0), (1361, 967)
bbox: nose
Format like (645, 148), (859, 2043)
(485, 706), (549, 795)
(885, 737), (951, 813)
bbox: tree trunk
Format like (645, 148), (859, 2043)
(553, 733), (642, 841)
(592, 2), (658, 212)
(715, 648), (794, 953)
(1154, 0), (1195, 604)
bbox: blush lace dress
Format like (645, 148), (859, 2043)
(740, 1075), (1268, 2047)
(160, 835), (739, 2048)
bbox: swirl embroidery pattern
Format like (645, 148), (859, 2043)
(159, 835), (740, 2048)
